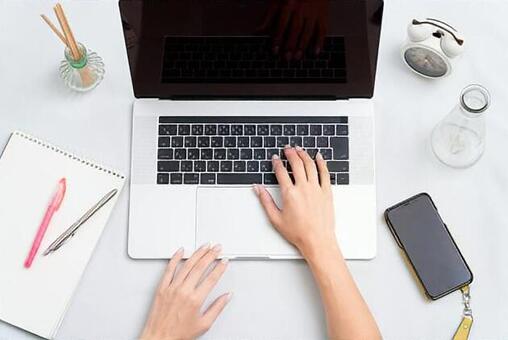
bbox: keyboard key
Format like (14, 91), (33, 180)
(181, 161), (193, 172)
(231, 125), (243, 135)
(238, 137), (250, 147)
(178, 125), (190, 135)
(240, 149), (253, 159)
(234, 161), (246, 172)
(247, 161), (259, 172)
(290, 136), (302, 147)
(221, 161), (233, 172)
(264, 173), (278, 184)
(251, 137), (263, 147)
(270, 125), (283, 135)
(284, 125), (296, 135)
(257, 125), (269, 135)
(157, 173), (169, 184)
(200, 173), (216, 184)
(276, 136), (289, 148)
(159, 125), (177, 135)
(244, 125), (256, 135)
(201, 148), (213, 159)
(317, 137), (328, 147)
(224, 137), (236, 147)
(336, 124), (348, 135)
(194, 161), (206, 172)
(320, 149), (332, 160)
(330, 173), (336, 185)
(327, 161), (349, 172)
(191, 124), (204, 135)
(310, 125), (322, 135)
(205, 125), (217, 135)
(198, 136), (210, 147)
(267, 149), (279, 159)
(254, 149), (265, 160)
(260, 161), (272, 172)
(207, 160), (220, 172)
(264, 136), (276, 147)
(158, 161), (179, 172)
(159, 137), (171, 147)
(211, 137), (223, 147)
(218, 125), (230, 135)
(184, 136), (197, 147)
(158, 149), (173, 160)
(227, 148), (240, 160)
(188, 149), (200, 160)
(217, 173), (262, 184)
(330, 137), (349, 160)
(184, 173), (200, 184)
(171, 136), (183, 147)
(336, 173), (349, 185)
(214, 149), (226, 160)
(297, 125), (309, 135)
(170, 173), (183, 184)
(307, 148), (318, 158)
(303, 137), (315, 147)
(174, 149), (187, 159)
(323, 125), (335, 135)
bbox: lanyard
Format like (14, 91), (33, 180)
(452, 285), (473, 340)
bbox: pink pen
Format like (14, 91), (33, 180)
(24, 178), (67, 268)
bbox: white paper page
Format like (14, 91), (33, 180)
(0, 132), (125, 339)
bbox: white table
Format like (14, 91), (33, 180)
(1, 0), (507, 339)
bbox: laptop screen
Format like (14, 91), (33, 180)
(120, 0), (383, 99)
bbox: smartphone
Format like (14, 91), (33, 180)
(384, 193), (473, 300)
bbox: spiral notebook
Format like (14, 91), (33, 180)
(0, 131), (125, 339)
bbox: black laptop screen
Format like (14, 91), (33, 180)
(119, 0), (383, 99)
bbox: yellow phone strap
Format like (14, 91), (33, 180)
(452, 285), (473, 340)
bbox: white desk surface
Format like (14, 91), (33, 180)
(1, 0), (507, 339)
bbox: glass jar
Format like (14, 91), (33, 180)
(431, 84), (490, 168)
(59, 42), (105, 92)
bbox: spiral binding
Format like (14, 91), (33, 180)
(14, 131), (125, 180)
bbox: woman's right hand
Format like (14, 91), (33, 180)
(254, 146), (340, 260)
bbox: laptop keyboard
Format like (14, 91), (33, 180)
(162, 36), (347, 83)
(156, 117), (349, 186)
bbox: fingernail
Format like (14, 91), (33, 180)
(173, 247), (184, 256)
(272, 154), (279, 160)
(199, 242), (211, 250)
(315, 47), (321, 56)
(226, 292), (234, 301)
(295, 50), (303, 60)
(295, 145), (302, 151)
(253, 184), (260, 195)
(284, 144), (291, 149)
(221, 258), (229, 265)
(316, 152), (323, 160)
(213, 244), (222, 252)
(285, 51), (292, 61)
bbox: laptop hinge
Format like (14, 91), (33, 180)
(157, 95), (348, 101)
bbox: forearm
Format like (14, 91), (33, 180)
(303, 244), (381, 340)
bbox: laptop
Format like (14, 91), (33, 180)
(120, 0), (383, 260)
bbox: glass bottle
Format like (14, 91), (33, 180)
(59, 42), (105, 92)
(431, 84), (490, 168)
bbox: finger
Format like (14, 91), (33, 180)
(297, 19), (315, 58)
(314, 21), (327, 55)
(272, 7), (291, 54)
(272, 154), (292, 188)
(158, 247), (184, 290)
(196, 258), (229, 300)
(172, 243), (211, 285)
(296, 147), (318, 184)
(184, 244), (222, 288)
(201, 293), (233, 329)
(254, 184), (282, 227)
(284, 146), (306, 184)
(284, 14), (303, 59)
(256, 3), (277, 33)
(316, 152), (331, 190)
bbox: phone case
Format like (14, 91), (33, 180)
(384, 193), (473, 300)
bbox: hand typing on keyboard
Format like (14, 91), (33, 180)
(257, 0), (329, 60)
(254, 146), (382, 340)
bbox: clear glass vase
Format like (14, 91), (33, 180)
(59, 42), (105, 92)
(431, 84), (490, 168)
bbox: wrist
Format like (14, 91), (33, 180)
(300, 239), (343, 266)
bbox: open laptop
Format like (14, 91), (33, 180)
(120, 0), (383, 260)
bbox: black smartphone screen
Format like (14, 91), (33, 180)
(385, 193), (473, 300)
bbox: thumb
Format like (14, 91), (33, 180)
(253, 184), (282, 227)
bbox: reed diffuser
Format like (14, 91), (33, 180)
(41, 3), (105, 92)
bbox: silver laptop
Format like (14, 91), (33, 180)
(120, 0), (384, 259)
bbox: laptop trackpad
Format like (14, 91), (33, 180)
(195, 187), (299, 258)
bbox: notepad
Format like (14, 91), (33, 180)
(0, 131), (125, 339)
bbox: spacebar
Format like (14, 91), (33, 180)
(217, 173), (262, 184)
